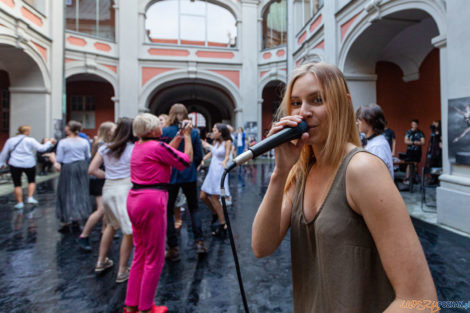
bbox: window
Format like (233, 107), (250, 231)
(294, 0), (323, 33)
(146, 0), (237, 47)
(70, 95), (96, 129)
(189, 112), (206, 128)
(262, 0), (287, 50)
(66, 0), (116, 41)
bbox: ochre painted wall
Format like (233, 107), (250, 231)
(66, 81), (115, 138)
(376, 48), (441, 169)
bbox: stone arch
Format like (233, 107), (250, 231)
(260, 78), (286, 135)
(0, 33), (50, 91)
(65, 62), (118, 93)
(338, 0), (446, 73)
(139, 69), (241, 114)
(258, 70), (286, 101)
(0, 36), (51, 139)
(297, 48), (325, 66)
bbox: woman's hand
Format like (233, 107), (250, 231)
(222, 160), (228, 168)
(270, 115), (308, 173)
(197, 159), (204, 171)
(180, 120), (193, 137)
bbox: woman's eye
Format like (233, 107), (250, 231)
(290, 101), (301, 107)
(312, 97), (323, 104)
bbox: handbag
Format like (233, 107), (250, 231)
(6, 135), (26, 164)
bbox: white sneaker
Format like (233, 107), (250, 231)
(14, 202), (24, 209)
(27, 197), (38, 204)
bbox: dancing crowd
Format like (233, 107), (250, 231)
(0, 104), (240, 313)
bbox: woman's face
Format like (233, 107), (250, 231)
(150, 126), (162, 138)
(356, 118), (370, 134)
(159, 116), (167, 126)
(290, 73), (329, 146)
(212, 126), (220, 139)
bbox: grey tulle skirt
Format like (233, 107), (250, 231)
(56, 160), (91, 223)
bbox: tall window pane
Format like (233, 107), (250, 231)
(263, 0), (287, 49)
(65, 0), (78, 32)
(207, 5), (237, 47)
(98, 0), (115, 41)
(146, 0), (179, 42)
(65, 0), (115, 41)
(78, 0), (97, 36)
(180, 15), (205, 42)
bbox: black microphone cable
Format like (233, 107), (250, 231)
(220, 163), (250, 313)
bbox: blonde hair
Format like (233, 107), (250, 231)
(168, 103), (188, 125)
(17, 125), (31, 135)
(133, 113), (160, 137)
(277, 62), (361, 192)
(158, 114), (169, 127)
(91, 121), (115, 157)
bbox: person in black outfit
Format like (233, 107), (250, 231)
(426, 120), (442, 168)
(37, 139), (57, 175)
(404, 119), (425, 184)
(383, 123), (396, 156)
(160, 104), (206, 261)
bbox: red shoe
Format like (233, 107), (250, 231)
(151, 304), (168, 313)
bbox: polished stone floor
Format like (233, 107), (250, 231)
(0, 162), (469, 313)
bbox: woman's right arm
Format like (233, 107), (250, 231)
(252, 115), (307, 258)
(54, 141), (64, 171)
(252, 169), (294, 258)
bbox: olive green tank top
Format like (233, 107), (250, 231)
(290, 148), (394, 313)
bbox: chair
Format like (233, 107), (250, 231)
(421, 166), (442, 212)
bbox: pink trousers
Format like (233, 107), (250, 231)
(125, 189), (167, 311)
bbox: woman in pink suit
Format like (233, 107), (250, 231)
(124, 113), (193, 313)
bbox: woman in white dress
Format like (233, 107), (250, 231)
(200, 123), (232, 237)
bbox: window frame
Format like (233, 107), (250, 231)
(145, 0), (238, 49)
(65, 0), (116, 42)
(261, 0), (287, 50)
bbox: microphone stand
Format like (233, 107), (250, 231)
(220, 162), (250, 313)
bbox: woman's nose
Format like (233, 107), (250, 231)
(299, 103), (313, 118)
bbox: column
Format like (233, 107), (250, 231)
(436, 0), (470, 234)
(117, 1), (139, 118)
(240, 0), (260, 139)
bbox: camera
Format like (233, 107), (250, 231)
(177, 120), (189, 130)
(430, 124), (437, 132)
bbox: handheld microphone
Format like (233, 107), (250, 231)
(229, 120), (308, 168)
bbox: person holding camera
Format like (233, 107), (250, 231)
(404, 119), (425, 185)
(160, 104), (206, 260)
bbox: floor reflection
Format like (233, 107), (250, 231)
(0, 162), (468, 312)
